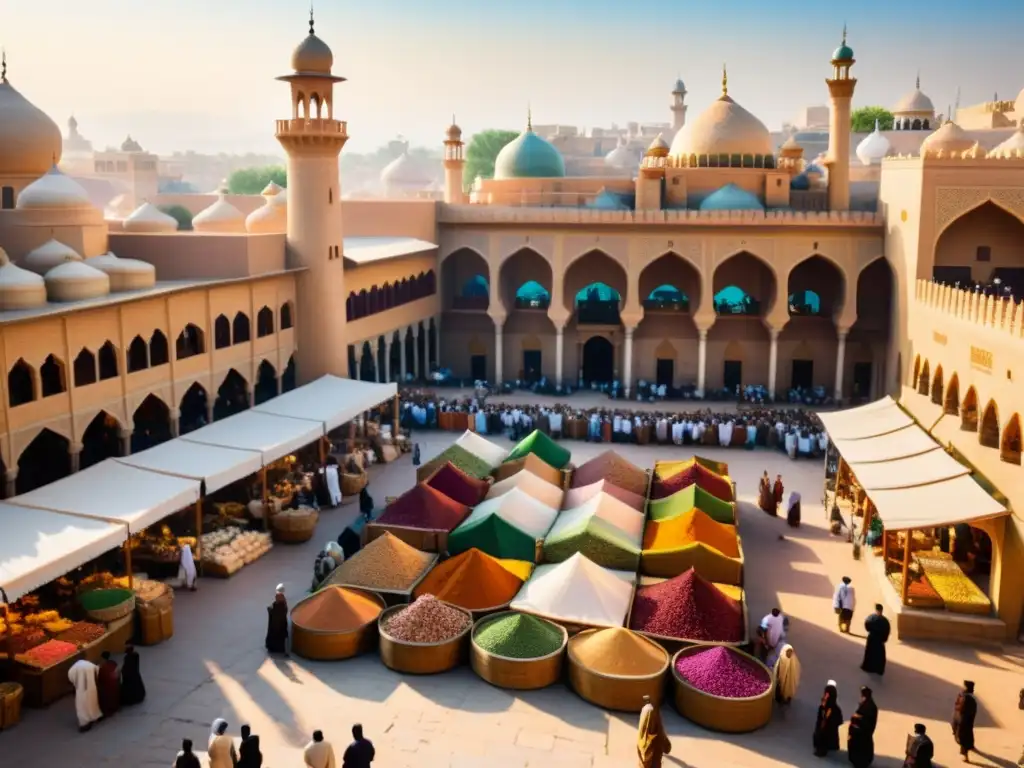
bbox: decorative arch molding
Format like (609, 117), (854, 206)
(980, 399), (1000, 448)
(634, 238), (703, 273)
(655, 340), (676, 359)
(127, 388), (174, 419)
(782, 251), (851, 287)
(563, 238), (630, 273)
(13, 420), (74, 464)
(930, 365), (944, 406)
(712, 248), (780, 285)
(74, 407), (126, 444)
(934, 187), (1024, 242)
(439, 242), (488, 266)
(856, 254), (894, 279)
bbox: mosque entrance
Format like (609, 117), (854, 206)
(522, 350), (542, 384)
(853, 363), (873, 401)
(656, 359), (674, 388)
(582, 336), (614, 385)
(791, 359), (814, 390)
(470, 355), (487, 382)
(723, 360), (742, 394)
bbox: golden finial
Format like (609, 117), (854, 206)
(721, 64), (728, 97)
(452, 113), (456, 126)
(916, 71), (920, 90)
(309, 2), (315, 35)
(527, 103), (532, 131)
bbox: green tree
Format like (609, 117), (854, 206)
(464, 130), (519, 189)
(227, 166), (287, 194)
(851, 107), (894, 133)
(159, 205), (193, 231)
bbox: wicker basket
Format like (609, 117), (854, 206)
(470, 611), (567, 691)
(272, 510), (320, 544)
(377, 603), (472, 674)
(202, 560), (234, 579)
(0, 682), (24, 731)
(566, 629), (670, 712)
(82, 591), (137, 623)
(291, 588), (386, 661)
(670, 644), (774, 733)
(342, 472), (368, 497)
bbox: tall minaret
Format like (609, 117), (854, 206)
(825, 26), (856, 211)
(443, 117), (466, 204)
(671, 77), (688, 133)
(275, 9), (349, 382)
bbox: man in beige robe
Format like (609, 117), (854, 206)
(304, 730), (337, 768)
(208, 718), (238, 768)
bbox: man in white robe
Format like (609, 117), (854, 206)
(68, 659), (103, 731)
(303, 730), (337, 768)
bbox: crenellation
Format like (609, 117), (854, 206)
(916, 278), (1024, 343)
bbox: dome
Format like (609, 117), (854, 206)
(0, 248), (47, 311)
(44, 259), (110, 302)
(192, 194), (246, 233)
(988, 123), (1024, 158)
(604, 137), (640, 171)
(920, 121), (978, 157)
(381, 150), (433, 188)
(120, 135), (143, 152)
(673, 78), (686, 93)
(645, 133), (670, 157)
(669, 95), (773, 160)
(1015, 87), (1024, 115)
(260, 181), (284, 197)
(494, 128), (566, 179)
(832, 43), (854, 61)
(19, 238), (82, 275)
(446, 121), (462, 141)
(856, 120), (891, 166)
(16, 165), (92, 210)
(0, 77), (63, 177)
(291, 20), (334, 75)
(123, 202), (178, 233)
(85, 252), (156, 292)
(699, 183), (764, 211)
(894, 80), (935, 115)
(246, 192), (288, 234)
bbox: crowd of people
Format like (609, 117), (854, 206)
(67, 646), (146, 734)
(173, 721), (376, 767)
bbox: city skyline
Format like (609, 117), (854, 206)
(5, 0), (1021, 155)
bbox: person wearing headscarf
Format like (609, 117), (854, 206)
(265, 584), (289, 655)
(786, 491), (802, 528)
(96, 650), (120, 718)
(238, 723), (263, 768)
(173, 739), (201, 768)
(304, 729), (337, 768)
(773, 643), (800, 706)
(903, 723), (934, 767)
(178, 543), (197, 591)
(67, 658), (103, 732)
(120, 644), (146, 705)
(813, 681), (843, 758)
(833, 576), (856, 633)
(208, 719), (237, 768)
(861, 604), (890, 675)
(847, 686), (878, 767)
(952, 680), (978, 762)
(412, 443), (421, 466)
(636, 695), (671, 768)
(773, 474), (785, 513)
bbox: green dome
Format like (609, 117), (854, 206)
(699, 183), (764, 211)
(494, 129), (566, 179)
(832, 43), (854, 61)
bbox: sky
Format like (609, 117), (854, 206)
(5, 0), (1022, 156)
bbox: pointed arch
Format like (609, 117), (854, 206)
(214, 314), (231, 349)
(1001, 413), (1021, 465)
(912, 355), (921, 389)
(254, 360), (278, 405)
(98, 341), (119, 380)
(214, 368), (249, 420)
(149, 330), (169, 367)
(179, 381), (208, 435)
(930, 365), (944, 405)
(961, 386), (978, 432)
(17, 428), (71, 494)
(917, 360), (930, 396)
(7, 358), (35, 407)
(501, 248), (553, 312)
(40, 354), (67, 397)
(564, 250), (628, 315)
(127, 335), (149, 373)
(132, 394), (172, 452)
(712, 251), (776, 316)
(943, 373), (959, 415)
(280, 301), (294, 330)
(81, 411), (122, 470)
(232, 312), (251, 344)
(257, 306), (275, 338)
(640, 252), (699, 312)
(979, 399), (999, 448)
(282, 355), (296, 392)
(73, 348), (98, 387)
(176, 323), (205, 360)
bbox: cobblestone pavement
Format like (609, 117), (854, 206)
(4, 431), (1021, 767)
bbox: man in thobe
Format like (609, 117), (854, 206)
(304, 729), (337, 768)
(342, 723), (375, 767)
(756, 608), (785, 663)
(861, 604), (891, 675)
(68, 658), (103, 732)
(833, 576), (856, 633)
(96, 650), (120, 718)
(636, 695), (671, 768)
(952, 680), (978, 763)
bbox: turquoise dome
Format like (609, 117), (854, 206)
(699, 183), (764, 211)
(494, 129), (566, 179)
(832, 43), (854, 61)
(790, 173), (810, 191)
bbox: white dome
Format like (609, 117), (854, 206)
(920, 121), (978, 158)
(893, 82), (935, 115)
(856, 120), (891, 166)
(44, 259), (110, 302)
(123, 202), (178, 233)
(604, 137), (640, 171)
(0, 247), (47, 310)
(381, 151), (432, 189)
(245, 192), (288, 234)
(260, 181), (284, 197)
(85, 252), (156, 292)
(669, 94), (773, 160)
(19, 238), (83, 275)
(988, 123), (1024, 158)
(0, 79), (63, 177)
(192, 194), (246, 233)
(16, 165), (93, 210)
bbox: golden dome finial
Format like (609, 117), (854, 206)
(309, 2), (315, 35)
(721, 63), (728, 97)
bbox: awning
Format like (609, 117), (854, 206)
(342, 237), (438, 265)
(116, 441), (263, 495)
(849, 450), (970, 490)
(831, 426), (940, 464)
(818, 397), (913, 440)
(866, 475), (1007, 530)
(180, 410), (322, 464)
(253, 375), (397, 433)
(0, 503), (128, 601)
(6, 460), (201, 533)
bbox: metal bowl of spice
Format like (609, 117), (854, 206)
(290, 586), (386, 661)
(470, 611), (567, 690)
(377, 596), (473, 675)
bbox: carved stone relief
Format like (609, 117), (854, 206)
(935, 187), (1024, 238)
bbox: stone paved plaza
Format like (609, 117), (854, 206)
(4, 428), (1022, 767)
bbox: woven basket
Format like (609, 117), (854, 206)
(342, 472), (368, 497)
(291, 588), (386, 661)
(202, 560), (234, 579)
(82, 591), (136, 623)
(377, 603), (472, 674)
(0, 682), (24, 731)
(470, 611), (567, 691)
(566, 629), (669, 712)
(272, 510), (319, 544)
(670, 644), (774, 733)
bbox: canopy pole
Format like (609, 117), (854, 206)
(194, 500), (204, 576)
(900, 529), (912, 604)
(124, 540), (134, 590)
(318, 436), (327, 466)
(392, 394), (400, 442)
(261, 466), (269, 532)
(836, 456), (847, 498)
(882, 527), (889, 571)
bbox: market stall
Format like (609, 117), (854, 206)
(253, 375), (398, 433)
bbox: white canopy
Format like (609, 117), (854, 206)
(0, 503), (127, 601)
(818, 398), (913, 440)
(180, 410), (322, 464)
(253, 375), (396, 432)
(849, 449), (970, 490)
(831, 426), (940, 464)
(116, 440), (263, 494)
(6, 460), (200, 533)
(866, 475), (1007, 530)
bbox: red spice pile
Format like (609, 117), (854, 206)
(376, 483), (470, 531)
(426, 462), (490, 507)
(653, 464), (733, 502)
(629, 568), (743, 642)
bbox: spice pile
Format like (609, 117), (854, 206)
(7, 628), (47, 654)
(382, 595), (471, 643)
(630, 569), (744, 641)
(569, 628), (667, 676)
(474, 613), (564, 659)
(487, 470), (564, 511)
(449, 489), (558, 562)
(414, 548), (530, 610)
(571, 451), (648, 497)
(563, 480), (645, 513)
(375, 483), (470, 532)
(916, 554), (992, 614)
(647, 484), (736, 525)
(505, 429), (572, 470)
(328, 532), (434, 592)
(674, 646), (771, 698)
(652, 460), (733, 502)
(18, 639), (79, 669)
(55, 621), (107, 647)
(510, 552), (634, 628)
(423, 445), (494, 480)
(453, 430), (509, 468)
(291, 586), (382, 631)
(542, 500), (642, 571)
(426, 462), (491, 507)
(642, 509), (739, 557)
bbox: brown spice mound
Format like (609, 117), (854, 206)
(569, 627), (667, 676)
(382, 595), (471, 643)
(328, 532), (434, 591)
(291, 586), (382, 631)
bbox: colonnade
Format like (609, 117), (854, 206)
(349, 315), (441, 384)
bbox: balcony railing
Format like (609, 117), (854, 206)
(714, 298), (761, 316)
(275, 118), (348, 136)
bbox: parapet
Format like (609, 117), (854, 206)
(915, 278), (1022, 340)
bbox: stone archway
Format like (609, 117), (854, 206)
(564, 250), (628, 327)
(961, 386), (979, 432)
(847, 258), (894, 401)
(581, 335), (615, 385)
(918, 360), (930, 396)
(179, 382), (209, 435)
(781, 254), (846, 394)
(1001, 413), (1021, 465)
(254, 360), (278, 405)
(443, 248), (490, 311)
(979, 400), (999, 448)
(501, 248), (555, 382)
(81, 411), (121, 469)
(132, 394), (172, 453)
(214, 369), (249, 421)
(931, 365), (944, 406)
(637, 253), (700, 388)
(944, 373), (960, 415)
(708, 252), (776, 394)
(17, 429), (71, 494)
(935, 200), (1024, 293)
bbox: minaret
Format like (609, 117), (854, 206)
(443, 116), (466, 204)
(825, 26), (856, 211)
(275, 9), (349, 382)
(671, 77), (688, 133)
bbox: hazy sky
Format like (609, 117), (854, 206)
(5, 0), (1021, 155)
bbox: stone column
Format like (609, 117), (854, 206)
(372, 338), (383, 383)
(494, 322), (504, 386)
(696, 330), (708, 397)
(4, 469), (18, 499)
(170, 408), (181, 438)
(623, 328), (635, 399)
(399, 333), (408, 381)
(69, 443), (82, 474)
(383, 336), (391, 383)
(119, 429), (132, 458)
(434, 314), (442, 369)
(353, 347), (361, 382)
(555, 327), (565, 389)
(411, 325), (421, 379)
(205, 400), (215, 425)
(768, 329), (780, 401)
(834, 330), (848, 401)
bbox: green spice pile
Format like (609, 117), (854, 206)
(474, 612), (564, 659)
(427, 445), (493, 480)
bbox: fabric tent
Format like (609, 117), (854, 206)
(505, 429), (571, 470)
(817, 397), (913, 440)
(6, 459), (201, 533)
(849, 450), (970, 491)
(116, 440), (262, 494)
(0, 503), (127, 601)
(652, 461), (734, 502)
(424, 462), (490, 507)
(180, 410), (322, 464)
(830, 426), (940, 464)
(866, 475), (1007, 530)
(375, 483), (470, 531)
(487, 469), (564, 511)
(647, 484), (735, 525)
(253, 375), (396, 432)
(453, 430), (509, 468)
(571, 450), (648, 497)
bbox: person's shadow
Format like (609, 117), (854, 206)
(971, 750), (1019, 768)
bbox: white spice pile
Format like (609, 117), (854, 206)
(510, 552), (635, 627)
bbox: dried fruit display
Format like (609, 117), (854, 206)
(7, 628), (47, 654)
(55, 621), (107, 647)
(18, 639), (79, 669)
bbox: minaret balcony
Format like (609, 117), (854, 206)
(275, 118), (348, 138)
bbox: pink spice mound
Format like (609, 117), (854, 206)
(674, 646), (770, 698)
(629, 569), (743, 642)
(381, 594), (472, 643)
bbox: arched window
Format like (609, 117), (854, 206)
(979, 400), (999, 448)
(922, 119), (930, 130)
(254, 360), (277, 405)
(214, 369), (249, 421)
(425, 269), (436, 295)
(280, 301), (294, 330)
(73, 348), (97, 387)
(346, 293), (355, 321)
(515, 281), (551, 310)
(7, 359), (35, 407)
(575, 282), (622, 324)
(40, 354), (66, 397)
(912, 118), (922, 130)
(917, 361), (930, 396)
(282, 355), (296, 392)
(98, 342), (119, 380)
(176, 324), (205, 359)
(961, 387), (978, 432)
(369, 286), (380, 315)
(931, 366), (944, 406)
(232, 312), (251, 344)
(644, 284), (688, 311)
(713, 285), (758, 315)
(214, 314), (231, 349)
(944, 374), (959, 415)
(150, 330), (169, 367)
(127, 335), (149, 373)
(257, 306), (274, 338)
(788, 290), (822, 316)
(1001, 414), (1022, 465)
